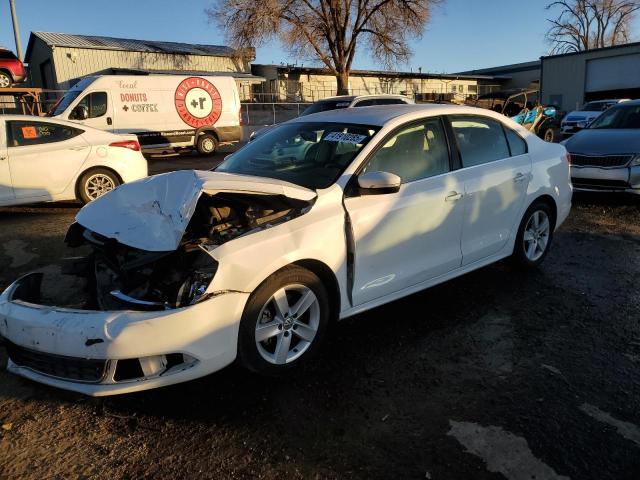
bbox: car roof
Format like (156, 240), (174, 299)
(289, 103), (501, 126)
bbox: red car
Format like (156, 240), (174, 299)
(0, 48), (26, 88)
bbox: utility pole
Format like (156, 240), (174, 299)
(9, 0), (23, 60)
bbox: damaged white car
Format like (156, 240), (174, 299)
(0, 105), (572, 396)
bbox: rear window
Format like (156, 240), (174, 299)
(7, 121), (84, 147)
(300, 100), (352, 116)
(0, 50), (18, 60)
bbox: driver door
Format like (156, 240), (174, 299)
(343, 117), (465, 306)
(68, 91), (113, 132)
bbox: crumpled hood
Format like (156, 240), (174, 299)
(75, 170), (317, 252)
(564, 129), (640, 155)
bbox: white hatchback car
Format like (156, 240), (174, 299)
(0, 105), (572, 395)
(0, 115), (147, 206)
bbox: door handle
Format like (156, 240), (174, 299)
(514, 173), (527, 183)
(445, 191), (464, 202)
(107, 117), (113, 126)
(0, 155), (6, 161)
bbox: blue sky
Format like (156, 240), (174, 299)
(1, 0), (638, 73)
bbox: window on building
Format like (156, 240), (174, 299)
(468, 84), (478, 94)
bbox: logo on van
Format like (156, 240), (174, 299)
(174, 77), (223, 128)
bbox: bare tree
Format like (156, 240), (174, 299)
(207, 0), (440, 95)
(546, 0), (640, 54)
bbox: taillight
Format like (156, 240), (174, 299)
(110, 140), (140, 151)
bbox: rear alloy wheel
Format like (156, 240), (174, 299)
(78, 169), (120, 204)
(238, 266), (330, 374)
(512, 201), (554, 268)
(197, 133), (218, 156)
(0, 72), (11, 88)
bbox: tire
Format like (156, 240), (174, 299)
(541, 126), (559, 143)
(511, 201), (555, 269)
(77, 168), (121, 204)
(196, 133), (218, 156)
(237, 266), (330, 375)
(0, 71), (12, 88)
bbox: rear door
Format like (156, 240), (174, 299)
(6, 120), (90, 199)
(0, 119), (14, 203)
(448, 115), (531, 265)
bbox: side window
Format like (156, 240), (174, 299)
(504, 127), (528, 156)
(450, 115), (510, 167)
(354, 99), (376, 107)
(376, 98), (407, 105)
(362, 118), (450, 183)
(7, 121), (84, 147)
(72, 91), (108, 119)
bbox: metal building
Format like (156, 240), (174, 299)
(541, 42), (640, 111)
(24, 31), (258, 91)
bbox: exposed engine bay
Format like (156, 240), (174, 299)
(11, 192), (311, 311)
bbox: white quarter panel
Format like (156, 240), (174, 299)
(344, 172), (465, 305)
(460, 154), (531, 265)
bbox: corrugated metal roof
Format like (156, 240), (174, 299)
(31, 31), (237, 57)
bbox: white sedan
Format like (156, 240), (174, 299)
(0, 115), (147, 206)
(0, 104), (572, 395)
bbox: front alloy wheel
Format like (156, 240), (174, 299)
(238, 266), (330, 374)
(78, 168), (121, 204)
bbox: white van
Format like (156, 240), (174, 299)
(49, 75), (242, 155)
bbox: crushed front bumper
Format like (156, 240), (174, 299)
(570, 165), (640, 194)
(0, 273), (249, 396)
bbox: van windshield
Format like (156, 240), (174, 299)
(49, 90), (82, 116)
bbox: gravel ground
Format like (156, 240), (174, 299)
(0, 168), (639, 479)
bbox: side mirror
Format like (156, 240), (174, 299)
(70, 105), (89, 120)
(357, 171), (401, 195)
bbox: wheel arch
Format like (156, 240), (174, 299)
(195, 127), (220, 142)
(291, 259), (341, 323)
(74, 166), (123, 200)
(528, 194), (558, 228)
(0, 68), (13, 83)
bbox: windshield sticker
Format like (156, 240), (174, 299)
(324, 132), (368, 144)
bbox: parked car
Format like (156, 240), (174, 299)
(249, 94), (414, 141)
(563, 100), (640, 193)
(0, 104), (571, 396)
(49, 74), (242, 155)
(0, 115), (148, 206)
(0, 48), (26, 88)
(560, 99), (630, 137)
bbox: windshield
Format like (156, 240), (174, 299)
(300, 100), (353, 116)
(216, 122), (380, 189)
(49, 90), (82, 116)
(589, 104), (640, 129)
(582, 101), (615, 112)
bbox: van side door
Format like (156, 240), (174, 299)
(0, 118), (14, 203)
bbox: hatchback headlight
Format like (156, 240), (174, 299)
(630, 155), (640, 167)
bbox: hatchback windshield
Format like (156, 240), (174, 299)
(582, 101), (615, 112)
(589, 104), (640, 129)
(216, 122), (379, 189)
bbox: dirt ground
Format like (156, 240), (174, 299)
(0, 159), (639, 479)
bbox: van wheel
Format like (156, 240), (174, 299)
(237, 266), (330, 375)
(0, 72), (11, 88)
(78, 168), (120, 204)
(197, 133), (218, 156)
(542, 127), (558, 143)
